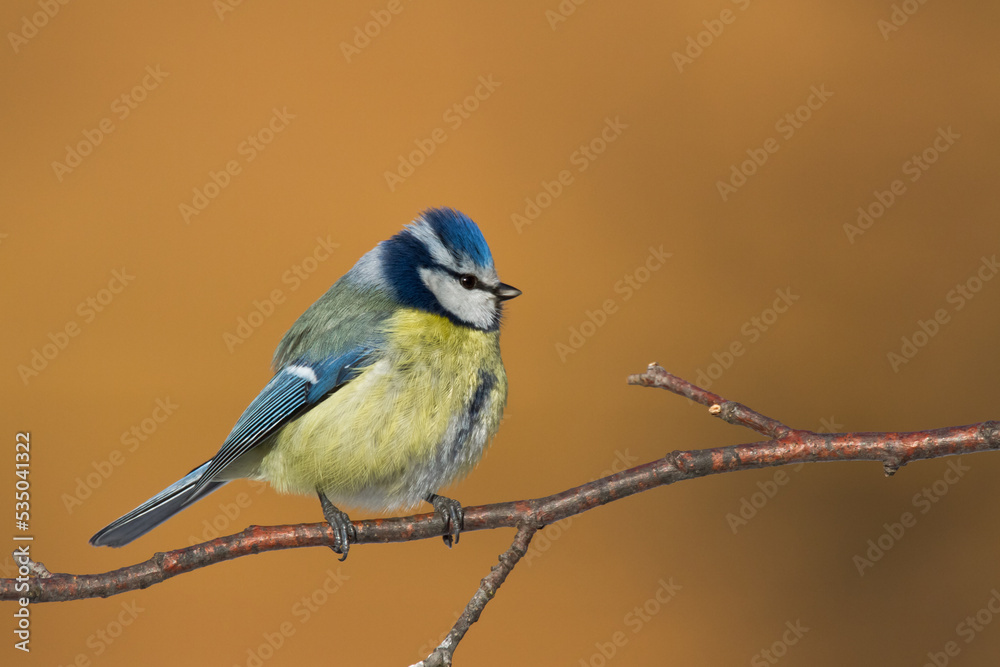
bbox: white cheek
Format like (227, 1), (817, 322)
(419, 268), (496, 329)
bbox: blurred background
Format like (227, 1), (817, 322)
(3, 1), (1000, 665)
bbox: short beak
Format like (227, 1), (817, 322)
(495, 282), (522, 301)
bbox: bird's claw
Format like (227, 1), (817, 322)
(427, 493), (464, 548)
(318, 492), (357, 561)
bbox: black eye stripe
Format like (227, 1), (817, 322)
(442, 268), (494, 292)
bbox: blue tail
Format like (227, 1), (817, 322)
(89, 461), (226, 547)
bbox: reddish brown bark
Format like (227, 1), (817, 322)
(4, 364), (997, 614)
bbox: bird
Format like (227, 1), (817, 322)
(90, 208), (520, 559)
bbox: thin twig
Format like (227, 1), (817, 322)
(11, 551), (51, 578)
(4, 364), (998, 605)
(628, 362), (792, 437)
(413, 525), (537, 667)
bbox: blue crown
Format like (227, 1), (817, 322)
(420, 208), (494, 271)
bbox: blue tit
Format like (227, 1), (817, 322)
(90, 208), (520, 558)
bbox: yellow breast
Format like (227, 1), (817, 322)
(259, 309), (508, 511)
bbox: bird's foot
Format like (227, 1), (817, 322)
(317, 492), (357, 561)
(426, 493), (464, 548)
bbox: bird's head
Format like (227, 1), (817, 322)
(371, 208), (520, 331)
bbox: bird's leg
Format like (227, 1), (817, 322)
(317, 491), (357, 561)
(426, 493), (464, 548)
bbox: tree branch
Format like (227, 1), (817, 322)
(413, 524), (537, 667)
(631, 361), (793, 437)
(5, 363), (998, 611)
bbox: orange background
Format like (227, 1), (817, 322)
(4, 1), (1000, 665)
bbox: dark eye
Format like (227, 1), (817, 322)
(459, 274), (478, 290)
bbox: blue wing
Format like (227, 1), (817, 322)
(90, 346), (372, 547)
(194, 347), (373, 490)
